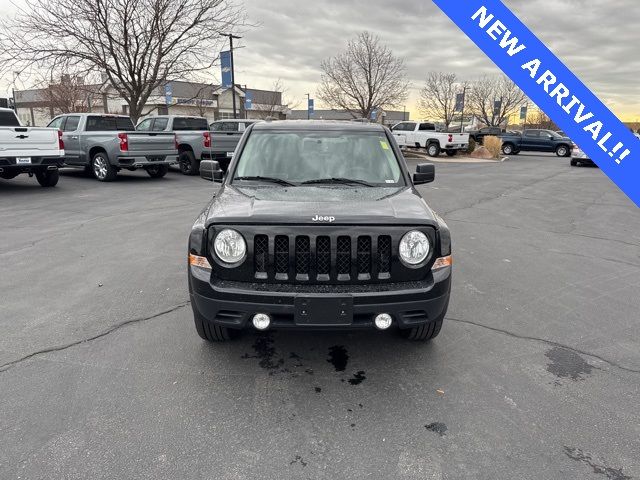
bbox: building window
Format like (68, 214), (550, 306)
(218, 112), (236, 120)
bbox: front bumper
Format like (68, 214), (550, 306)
(189, 266), (451, 331)
(116, 154), (178, 168)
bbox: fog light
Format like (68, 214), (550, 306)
(374, 313), (393, 330)
(252, 313), (271, 331)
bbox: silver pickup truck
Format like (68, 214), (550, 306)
(136, 115), (210, 176)
(0, 107), (65, 187)
(207, 119), (259, 171)
(47, 113), (178, 181)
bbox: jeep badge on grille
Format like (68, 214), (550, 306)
(312, 215), (335, 222)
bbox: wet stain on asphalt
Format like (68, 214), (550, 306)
(241, 334), (284, 370)
(564, 447), (631, 480)
(546, 347), (598, 381)
(289, 455), (308, 467)
(314, 386), (322, 393)
(327, 345), (349, 372)
(348, 371), (366, 385)
(425, 422), (447, 437)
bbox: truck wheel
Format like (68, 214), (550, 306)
(91, 152), (117, 181)
(401, 318), (444, 341)
(146, 165), (169, 178)
(179, 150), (199, 176)
(445, 150), (456, 157)
(556, 145), (570, 157)
(193, 312), (237, 342)
(35, 169), (59, 187)
(427, 143), (441, 157)
(502, 143), (515, 155)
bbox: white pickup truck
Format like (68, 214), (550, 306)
(0, 108), (65, 186)
(391, 121), (469, 157)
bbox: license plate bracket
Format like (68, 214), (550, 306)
(295, 296), (353, 326)
(16, 157), (32, 164)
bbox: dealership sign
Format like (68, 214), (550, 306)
(432, 0), (639, 207)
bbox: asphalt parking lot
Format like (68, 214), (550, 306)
(1, 154), (639, 479)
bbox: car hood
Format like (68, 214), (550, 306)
(204, 185), (438, 226)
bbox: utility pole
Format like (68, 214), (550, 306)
(459, 86), (467, 133)
(219, 33), (242, 119)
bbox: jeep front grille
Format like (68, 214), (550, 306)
(251, 234), (392, 282)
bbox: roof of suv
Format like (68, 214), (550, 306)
(252, 120), (386, 132)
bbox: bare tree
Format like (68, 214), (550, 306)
(251, 79), (299, 120)
(526, 108), (559, 130)
(39, 74), (91, 114)
(0, 0), (243, 122)
(318, 32), (409, 119)
(419, 72), (466, 128)
(468, 76), (526, 127)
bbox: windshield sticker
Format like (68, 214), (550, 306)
(380, 140), (390, 150)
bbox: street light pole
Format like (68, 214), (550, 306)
(459, 86), (467, 133)
(220, 33), (242, 119)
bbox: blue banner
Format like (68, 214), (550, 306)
(432, 0), (639, 207)
(220, 50), (233, 89)
(164, 83), (172, 106)
(308, 98), (314, 116)
(245, 91), (253, 110)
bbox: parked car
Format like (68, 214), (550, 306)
(391, 121), (469, 157)
(48, 114), (178, 181)
(499, 129), (573, 156)
(468, 127), (505, 144)
(0, 107), (65, 187)
(570, 146), (595, 167)
(137, 115), (210, 176)
(188, 120), (452, 342)
(208, 119), (259, 171)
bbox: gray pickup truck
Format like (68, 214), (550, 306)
(207, 119), (259, 171)
(136, 115), (210, 176)
(47, 113), (178, 181)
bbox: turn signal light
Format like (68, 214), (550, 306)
(189, 253), (212, 270)
(431, 255), (452, 270)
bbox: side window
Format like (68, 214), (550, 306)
(152, 118), (169, 131)
(63, 116), (80, 132)
(222, 122), (238, 132)
(137, 118), (153, 131)
(47, 117), (65, 130)
(405, 122), (417, 131)
(524, 130), (540, 137)
(210, 121), (224, 132)
(418, 123), (435, 131)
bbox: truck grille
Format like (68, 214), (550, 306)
(251, 234), (392, 283)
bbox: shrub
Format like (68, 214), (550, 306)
(467, 137), (477, 154)
(483, 136), (503, 159)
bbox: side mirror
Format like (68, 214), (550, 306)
(413, 163), (435, 185)
(200, 160), (224, 182)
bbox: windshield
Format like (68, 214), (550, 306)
(546, 130), (563, 138)
(232, 130), (404, 186)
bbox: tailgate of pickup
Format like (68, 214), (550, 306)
(211, 133), (242, 153)
(126, 132), (176, 153)
(0, 127), (60, 155)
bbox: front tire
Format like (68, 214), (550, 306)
(401, 319), (444, 341)
(193, 312), (238, 342)
(146, 165), (169, 178)
(427, 143), (441, 157)
(179, 150), (199, 175)
(35, 169), (59, 187)
(502, 143), (515, 155)
(91, 152), (117, 181)
(556, 145), (570, 157)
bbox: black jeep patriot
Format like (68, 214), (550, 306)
(188, 121), (452, 342)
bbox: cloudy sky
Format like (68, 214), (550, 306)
(2, 0), (639, 120)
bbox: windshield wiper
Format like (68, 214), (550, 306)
(233, 176), (296, 186)
(301, 177), (374, 187)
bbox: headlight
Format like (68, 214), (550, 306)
(399, 230), (430, 265)
(214, 229), (246, 264)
